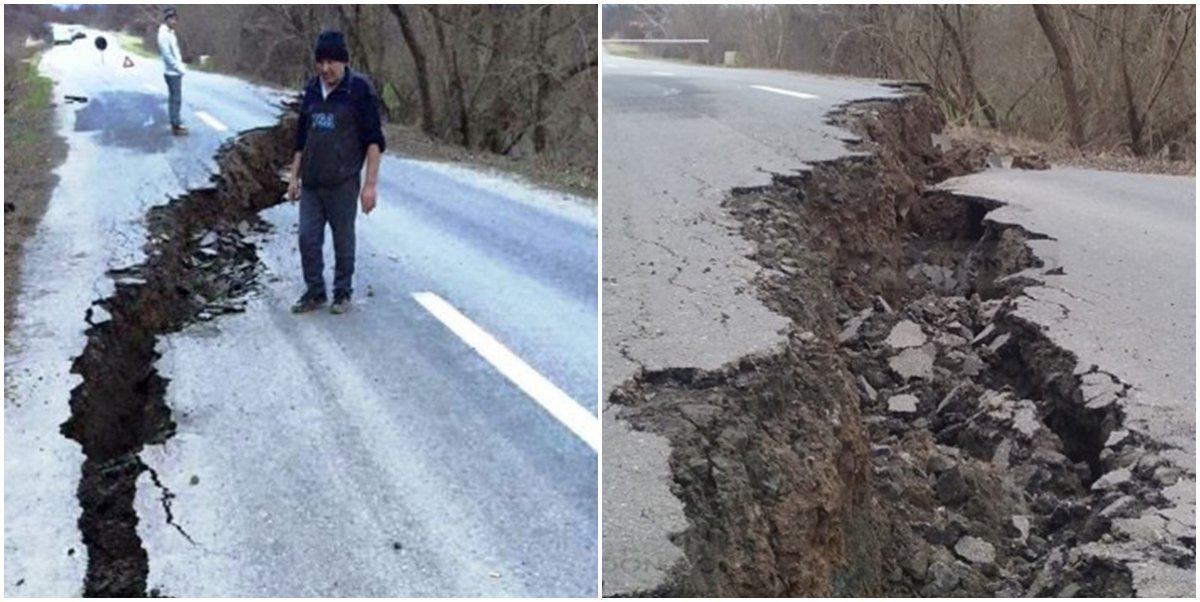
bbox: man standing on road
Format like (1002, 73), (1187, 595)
(287, 30), (385, 315)
(158, 6), (187, 136)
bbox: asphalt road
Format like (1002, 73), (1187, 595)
(5, 30), (597, 597)
(941, 168), (1196, 597)
(601, 50), (899, 596)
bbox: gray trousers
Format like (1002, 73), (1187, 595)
(299, 177), (360, 298)
(164, 74), (182, 127)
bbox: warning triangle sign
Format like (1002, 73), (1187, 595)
(123, 55), (134, 68)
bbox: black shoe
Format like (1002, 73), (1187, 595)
(172, 125), (189, 136)
(330, 292), (351, 315)
(291, 292), (327, 313)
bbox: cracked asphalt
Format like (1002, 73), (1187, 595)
(5, 28), (596, 597)
(941, 168), (1196, 596)
(601, 50), (900, 595)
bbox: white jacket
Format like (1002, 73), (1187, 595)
(158, 23), (185, 76)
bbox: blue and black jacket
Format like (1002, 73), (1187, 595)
(295, 68), (387, 189)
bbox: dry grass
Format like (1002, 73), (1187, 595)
(383, 123), (596, 201)
(946, 124), (1195, 177)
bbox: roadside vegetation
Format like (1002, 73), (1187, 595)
(4, 4), (68, 339)
(605, 4), (1195, 174)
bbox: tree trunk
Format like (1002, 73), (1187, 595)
(1033, 5), (1086, 147)
(429, 6), (470, 147)
(532, 5), (552, 153)
(388, 5), (435, 135)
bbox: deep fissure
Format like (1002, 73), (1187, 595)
(60, 111), (294, 596)
(607, 94), (1175, 596)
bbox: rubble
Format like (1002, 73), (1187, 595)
(607, 91), (1189, 597)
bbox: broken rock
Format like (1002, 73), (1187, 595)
(889, 345), (936, 380)
(887, 394), (919, 414)
(885, 320), (927, 349)
(954, 535), (996, 565)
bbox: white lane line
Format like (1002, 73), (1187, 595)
(750, 84), (819, 100)
(650, 70), (674, 76)
(413, 291), (599, 452)
(194, 110), (229, 132)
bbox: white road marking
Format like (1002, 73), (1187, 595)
(750, 84), (819, 100)
(194, 110), (229, 132)
(413, 291), (599, 452)
(650, 71), (674, 76)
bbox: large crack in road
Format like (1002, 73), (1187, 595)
(608, 94), (1192, 595)
(58, 110), (295, 596)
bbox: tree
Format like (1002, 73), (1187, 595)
(1033, 5), (1086, 147)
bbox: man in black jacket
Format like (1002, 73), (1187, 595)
(287, 30), (386, 315)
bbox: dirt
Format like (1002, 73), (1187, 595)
(4, 51), (67, 342)
(59, 111), (295, 596)
(606, 93), (1189, 595)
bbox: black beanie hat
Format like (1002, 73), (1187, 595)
(314, 30), (349, 63)
(163, 6), (177, 21)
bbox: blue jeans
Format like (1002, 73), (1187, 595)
(164, 74), (182, 127)
(299, 177), (360, 298)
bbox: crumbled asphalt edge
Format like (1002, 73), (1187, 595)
(59, 106), (296, 597)
(606, 91), (1191, 596)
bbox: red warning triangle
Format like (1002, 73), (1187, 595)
(123, 55), (134, 68)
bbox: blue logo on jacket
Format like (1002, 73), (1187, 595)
(312, 112), (335, 130)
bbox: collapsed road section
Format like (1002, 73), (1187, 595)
(58, 111), (295, 596)
(607, 93), (1193, 596)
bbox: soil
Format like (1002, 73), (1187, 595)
(606, 93), (1189, 596)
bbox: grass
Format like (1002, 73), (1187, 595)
(5, 55), (52, 146)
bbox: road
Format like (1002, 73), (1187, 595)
(5, 29), (597, 597)
(601, 50), (899, 596)
(941, 168), (1196, 597)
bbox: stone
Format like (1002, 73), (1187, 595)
(858, 376), (877, 403)
(888, 394), (919, 413)
(838, 316), (866, 344)
(1012, 406), (1040, 438)
(971, 323), (996, 345)
(928, 454), (954, 475)
(1011, 515), (1031, 542)
(1091, 468), (1132, 492)
(954, 536), (996, 565)
(890, 345), (936, 380)
(936, 468), (970, 506)
(1104, 429), (1129, 448)
(986, 333), (1012, 353)
(885, 320), (927, 349)
(961, 352), (984, 377)
(923, 560), (961, 596)
(1081, 372), (1123, 409)
(199, 231), (218, 247)
(936, 383), (965, 414)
